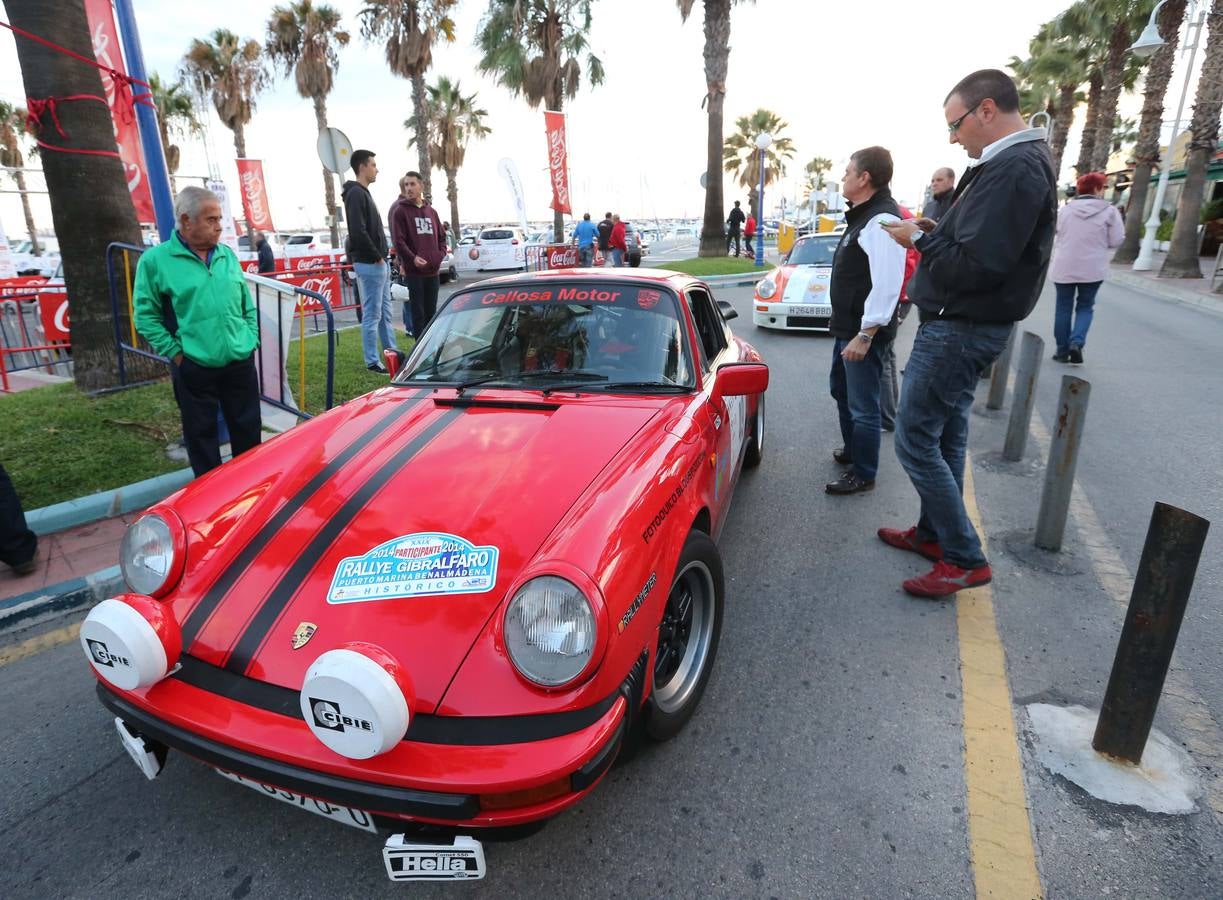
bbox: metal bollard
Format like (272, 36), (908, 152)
(1002, 331), (1043, 461)
(1034, 376), (1090, 551)
(986, 327), (1016, 410)
(1092, 503), (1210, 764)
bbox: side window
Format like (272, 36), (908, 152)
(687, 288), (728, 369)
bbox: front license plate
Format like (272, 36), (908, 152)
(216, 769), (377, 832)
(384, 834), (486, 881)
(786, 304), (832, 317)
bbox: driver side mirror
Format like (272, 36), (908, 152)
(716, 299), (738, 321)
(383, 348), (406, 378)
(713, 362), (768, 399)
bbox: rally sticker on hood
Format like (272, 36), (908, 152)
(781, 267), (831, 305)
(327, 532), (499, 604)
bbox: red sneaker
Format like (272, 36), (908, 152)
(903, 560), (992, 598)
(877, 526), (942, 561)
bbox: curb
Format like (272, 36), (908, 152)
(1106, 267), (1223, 317)
(0, 565), (121, 630)
(25, 467), (193, 536)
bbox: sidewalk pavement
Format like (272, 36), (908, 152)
(1106, 250), (1223, 317)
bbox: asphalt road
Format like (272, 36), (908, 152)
(1, 276), (1221, 899)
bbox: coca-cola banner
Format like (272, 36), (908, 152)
(83, 0), (156, 224)
(39, 291), (71, 342)
(545, 245), (579, 269)
(241, 252), (344, 311)
(235, 159), (276, 232)
(543, 111), (572, 215)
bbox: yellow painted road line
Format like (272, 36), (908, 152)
(959, 457), (1043, 899)
(0, 622), (81, 668)
(1029, 417), (1223, 825)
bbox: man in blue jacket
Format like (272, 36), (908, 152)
(572, 213), (598, 267)
(881, 69), (1056, 598)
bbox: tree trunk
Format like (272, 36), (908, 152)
(1049, 83), (1076, 177)
(1089, 22), (1131, 173)
(14, 169), (40, 254)
(231, 121), (246, 160)
(698, 0), (731, 258)
(1075, 70), (1103, 175)
(445, 165), (460, 238)
(411, 71), (432, 201)
(5, 0), (144, 392)
(1116, 0), (1185, 264)
(1162, 0), (1223, 278)
(313, 94), (339, 248)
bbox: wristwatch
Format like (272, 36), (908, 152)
(857, 331), (873, 343)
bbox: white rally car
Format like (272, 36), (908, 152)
(752, 232), (839, 332)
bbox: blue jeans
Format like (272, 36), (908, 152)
(895, 319), (1013, 568)
(829, 337), (885, 482)
(578, 245), (594, 267)
(1053, 281), (1101, 353)
(609, 248), (624, 267)
(353, 261), (396, 366)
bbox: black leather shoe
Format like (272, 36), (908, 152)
(1052, 351), (1070, 363)
(367, 362), (388, 374)
(825, 471), (875, 495)
(1067, 346), (1083, 364)
(833, 447), (854, 465)
(881, 421), (895, 433)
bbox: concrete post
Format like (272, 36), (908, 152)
(986, 327), (1016, 411)
(1002, 331), (1043, 461)
(1034, 376), (1090, 551)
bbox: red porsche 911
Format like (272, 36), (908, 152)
(80, 269), (767, 881)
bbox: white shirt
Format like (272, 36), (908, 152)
(856, 213), (907, 330)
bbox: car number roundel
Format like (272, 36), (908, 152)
(327, 532), (500, 604)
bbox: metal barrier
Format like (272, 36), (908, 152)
(106, 242), (335, 418)
(0, 288), (72, 392)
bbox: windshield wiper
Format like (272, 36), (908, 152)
(513, 370), (608, 382)
(585, 380), (689, 393)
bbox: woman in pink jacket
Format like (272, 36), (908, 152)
(1048, 172), (1124, 364)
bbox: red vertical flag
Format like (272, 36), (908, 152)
(543, 111), (572, 215)
(236, 159), (277, 232)
(83, 0), (156, 224)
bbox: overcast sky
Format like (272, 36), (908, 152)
(0, 0), (1181, 236)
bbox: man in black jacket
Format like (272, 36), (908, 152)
(596, 212), (613, 265)
(342, 149), (396, 372)
(881, 69), (1056, 598)
(923, 168), (956, 220)
(727, 201), (745, 256)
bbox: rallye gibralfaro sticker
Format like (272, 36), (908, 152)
(327, 532), (499, 603)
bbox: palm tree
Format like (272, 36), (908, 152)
(1162, 0), (1223, 277)
(147, 73), (200, 195)
(722, 109), (795, 224)
(800, 156), (832, 211)
(412, 76), (491, 238)
(677, 1), (754, 258)
(1085, 1), (1157, 174)
(181, 29), (269, 161)
(475, 0), (604, 240)
(1011, 22), (1087, 177)
(360, 1), (458, 203)
(266, 2), (350, 247)
(1115, 0), (1186, 264)
(5, 0), (145, 391)
(0, 101), (41, 255)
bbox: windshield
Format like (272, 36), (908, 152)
(397, 282), (696, 391)
(787, 236), (839, 267)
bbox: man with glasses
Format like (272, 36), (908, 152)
(879, 69), (1056, 598)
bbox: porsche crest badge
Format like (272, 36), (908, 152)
(291, 622), (317, 650)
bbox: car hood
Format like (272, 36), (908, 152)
(778, 264), (832, 304)
(173, 389), (660, 710)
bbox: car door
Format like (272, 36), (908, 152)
(685, 286), (742, 530)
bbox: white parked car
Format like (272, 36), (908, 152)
(468, 226), (527, 271)
(283, 231), (335, 258)
(669, 225), (698, 243)
(236, 232), (285, 266)
(752, 232), (840, 332)
(12, 236), (60, 276)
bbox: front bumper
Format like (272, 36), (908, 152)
(753, 301), (831, 332)
(96, 652), (644, 829)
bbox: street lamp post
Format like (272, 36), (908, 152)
(1131, 0), (1206, 272)
(754, 132), (771, 268)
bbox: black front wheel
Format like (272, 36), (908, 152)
(645, 529), (725, 742)
(744, 395), (765, 468)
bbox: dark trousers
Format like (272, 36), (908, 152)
(745, 233), (755, 256)
(829, 337), (886, 482)
(407, 274), (440, 338)
(0, 463), (37, 568)
(171, 353), (262, 477)
(727, 231), (741, 255)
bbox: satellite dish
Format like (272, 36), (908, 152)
(317, 127), (353, 175)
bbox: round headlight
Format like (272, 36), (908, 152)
(756, 279), (776, 300)
(505, 576), (597, 687)
(121, 514), (177, 596)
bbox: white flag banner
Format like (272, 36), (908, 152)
(497, 158), (530, 233)
(0, 219), (16, 279)
(208, 179), (241, 251)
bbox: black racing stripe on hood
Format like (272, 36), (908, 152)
(223, 405), (467, 675)
(180, 391), (428, 647)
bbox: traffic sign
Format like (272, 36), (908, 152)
(317, 127), (353, 175)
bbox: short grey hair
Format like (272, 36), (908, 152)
(174, 186), (220, 222)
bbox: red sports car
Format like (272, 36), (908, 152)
(80, 269), (767, 881)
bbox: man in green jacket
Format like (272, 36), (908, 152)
(134, 186), (261, 477)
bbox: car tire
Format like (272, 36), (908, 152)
(645, 529), (724, 742)
(744, 395), (765, 468)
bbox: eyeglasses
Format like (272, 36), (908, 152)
(948, 100), (982, 134)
